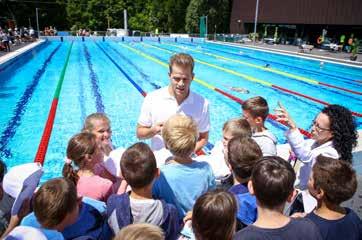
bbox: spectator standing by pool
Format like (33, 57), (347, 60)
(137, 53), (210, 152)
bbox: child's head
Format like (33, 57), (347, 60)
(120, 142), (158, 189)
(242, 96), (269, 129)
(162, 114), (198, 158)
(222, 118), (251, 150)
(114, 223), (164, 240)
(250, 156), (295, 210)
(33, 178), (79, 231)
(192, 189), (237, 240)
(308, 155), (357, 206)
(227, 137), (262, 183)
(62, 132), (102, 185)
(82, 113), (112, 148)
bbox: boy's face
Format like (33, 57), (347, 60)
(242, 110), (261, 130)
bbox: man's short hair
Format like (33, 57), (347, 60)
(251, 156), (295, 209)
(242, 96), (269, 121)
(312, 155), (357, 205)
(227, 137), (262, 180)
(169, 53), (194, 73)
(162, 114), (198, 158)
(223, 118), (252, 138)
(121, 142), (157, 189)
(33, 178), (78, 229)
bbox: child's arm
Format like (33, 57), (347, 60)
(1, 199), (31, 238)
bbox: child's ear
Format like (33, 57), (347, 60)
(248, 180), (255, 195)
(287, 189), (298, 203)
(314, 188), (324, 200)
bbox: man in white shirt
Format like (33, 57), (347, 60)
(137, 53), (210, 152)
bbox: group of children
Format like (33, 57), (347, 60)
(0, 95), (360, 240)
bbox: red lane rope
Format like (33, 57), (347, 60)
(271, 85), (362, 118)
(34, 100), (59, 164)
(215, 88), (313, 138)
(319, 82), (361, 95)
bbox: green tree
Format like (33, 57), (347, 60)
(185, 0), (205, 34)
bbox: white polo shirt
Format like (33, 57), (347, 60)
(138, 86), (210, 150)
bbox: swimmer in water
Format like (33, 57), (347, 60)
(264, 63), (270, 68)
(230, 87), (250, 94)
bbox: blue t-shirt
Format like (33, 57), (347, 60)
(152, 160), (215, 218)
(234, 218), (323, 240)
(229, 184), (257, 225)
(306, 208), (362, 240)
(21, 213), (64, 240)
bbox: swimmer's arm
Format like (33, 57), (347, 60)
(195, 131), (209, 153)
(136, 123), (163, 139)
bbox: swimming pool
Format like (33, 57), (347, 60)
(1, 37), (361, 180)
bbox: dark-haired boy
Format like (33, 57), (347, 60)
(306, 155), (361, 240)
(107, 142), (181, 240)
(234, 156), (322, 240)
(242, 96), (277, 156)
(227, 137), (262, 229)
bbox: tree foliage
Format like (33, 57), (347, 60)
(0, 0), (232, 33)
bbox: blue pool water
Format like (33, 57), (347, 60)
(1, 38), (361, 180)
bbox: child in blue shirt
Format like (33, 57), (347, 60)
(226, 137), (262, 230)
(152, 114), (216, 219)
(306, 155), (362, 240)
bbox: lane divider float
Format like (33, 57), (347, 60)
(165, 42), (361, 96)
(122, 43), (312, 138)
(201, 42), (362, 85)
(0, 44), (62, 159)
(141, 42), (362, 118)
(35, 42), (73, 164)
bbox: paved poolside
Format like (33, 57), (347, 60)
(235, 41), (362, 65)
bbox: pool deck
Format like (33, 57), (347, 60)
(211, 41), (362, 67)
(0, 40), (45, 66)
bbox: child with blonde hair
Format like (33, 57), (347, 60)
(152, 114), (215, 219)
(62, 132), (117, 201)
(114, 223), (164, 240)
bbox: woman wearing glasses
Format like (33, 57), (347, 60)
(275, 103), (358, 190)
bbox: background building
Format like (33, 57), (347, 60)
(230, 0), (362, 44)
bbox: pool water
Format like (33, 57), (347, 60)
(1, 38), (361, 180)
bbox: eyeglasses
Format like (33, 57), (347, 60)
(312, 121), (330, 132)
